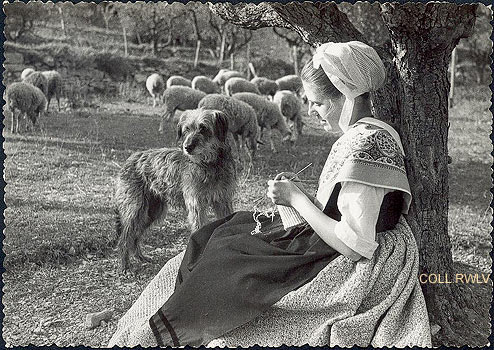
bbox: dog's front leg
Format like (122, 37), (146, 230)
(186, 198), (208, 231)
(213, 200), (233, 220)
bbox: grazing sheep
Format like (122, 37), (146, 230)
(22, 71), (49, 97)
(198, 94), (258, 162)
(224, 77), (261, 97)
(21, 67), (35, 80)
(275, 75), (303, 96)
(6, 82), (47, 133)
(273, 90), (304, 143)
(251, 77), (279, 98)
(160, 86), (206, 133)
(232, 92), (291, 153)
(146, 73), (165, 107)
(41, 70), (63, 111)
(212, 69), (245, 87)
(191, 75), (220, 94)
(166, 75), (192, 89)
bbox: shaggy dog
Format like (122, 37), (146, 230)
(114, 108), (237, 272)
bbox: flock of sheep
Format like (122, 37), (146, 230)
(5, 64), (307, 164)
(146, 69), (306, 158)
(5, 68), (63, 133)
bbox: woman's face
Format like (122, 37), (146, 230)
(302, 81), (345, 133)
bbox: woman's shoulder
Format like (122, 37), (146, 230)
(348, 117), (405, 157)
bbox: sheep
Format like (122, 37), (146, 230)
(251, 77), (279, 98)
(160, 86), (206, 133)
(275, 75), (304, 96)
(166, 75), (192, 89)
(212, 69), (244, 87)
(224, 77), (260, 97)
(146, 73), (165, 107)
(22, 71), (48, 97)
(41, 70), (63, 111)
(273, 90), (304, 143)
(232, 92), (291, 153)
(21, 68), (35, 80)
(191, 75), (220, 94)
(6, 82), (47, 133)
(198, 94), (258, 163)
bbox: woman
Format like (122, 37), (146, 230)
(108, 41), (431, 348)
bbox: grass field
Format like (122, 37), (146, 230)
(2, 83), (492, 346)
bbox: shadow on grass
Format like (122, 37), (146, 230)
(449, 159), (491, 209)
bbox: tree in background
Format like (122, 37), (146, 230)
(210, 2), (485, 347)
(208, 12), (253, 66)
(272, 27), (312, 74)
(115, 2), (187, 56)
(4, 1), (47, 41)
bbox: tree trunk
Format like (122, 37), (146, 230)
(57, 6), (66, 36)
(449, 47), (457, 108)
(219, 33), (226, 66)
(230, 53), (234, 70)
(246, 42), (251, 79)
(292, 45), (299, 75)
(380, 3), (481, 346)
(194, 40), (201, 68)
(122, 26), (128, 56)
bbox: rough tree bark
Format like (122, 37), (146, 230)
(380, 3), (480, 346)
(211, 2), (483, 347)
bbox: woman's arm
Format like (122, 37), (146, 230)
(291, 194), (362, 260)
(267, 180), (388, 261)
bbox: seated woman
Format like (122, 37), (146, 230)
(108, 41), (431, 348)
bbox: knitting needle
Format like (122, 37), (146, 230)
(252, 162), (313, 206)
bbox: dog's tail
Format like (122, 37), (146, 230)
(111, 207), (122, 248)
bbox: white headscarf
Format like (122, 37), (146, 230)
(312, 41), (386, 132)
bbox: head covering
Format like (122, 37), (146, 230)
(312, 41), (386, 132)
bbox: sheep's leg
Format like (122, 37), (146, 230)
(266, 126), (277, 153)
(46, 96), (52, 112)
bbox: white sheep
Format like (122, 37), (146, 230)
(146, 73), (165, 107)
(191, 75), (220, 94)
(22, 71), (49, 97)
(21, 67), (35, 80)
(6, 82), (47, 133)
(160, 86), (206, 133)
(166, 75), (192, 89)
(224, 77), (260, 97)
(232, 92), (291, 153)
(212, 69), (244, 86)
(41, 70), (63, 111)
(273, 90), (304, 143)
(251, 77), (279, 98)
(198, 93), (258, 163)
(275, 75), (304, 96)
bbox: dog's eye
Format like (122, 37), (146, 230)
(199, 126), (208, 134)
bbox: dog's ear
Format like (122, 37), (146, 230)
(176, 112), (187, 142)
(213, 110), (229, 142)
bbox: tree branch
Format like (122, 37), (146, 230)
(209, 2), (289, 29)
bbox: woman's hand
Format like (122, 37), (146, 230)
(267, 172), (306, 207)
(273, 172), (313, 199)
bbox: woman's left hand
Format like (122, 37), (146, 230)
(267, 177), (305, 207)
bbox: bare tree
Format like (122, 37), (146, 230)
(210, 2), (483, 346)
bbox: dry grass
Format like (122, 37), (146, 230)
(2, 84), (491, 346)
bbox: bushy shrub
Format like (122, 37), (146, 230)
(251, 55), (294, 80)
(93, 52), (134, 81)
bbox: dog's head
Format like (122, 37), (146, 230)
(176, 108), (230, 163)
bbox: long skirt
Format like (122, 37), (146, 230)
(108, 210), (340, 347)
(108, 214), (432, 348)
